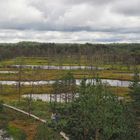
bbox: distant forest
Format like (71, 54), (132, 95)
(0, 42), (140, 65)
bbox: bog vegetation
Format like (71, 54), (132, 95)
(0, 42), (140, 140)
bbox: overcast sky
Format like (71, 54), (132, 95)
(0, 0), (140, 43)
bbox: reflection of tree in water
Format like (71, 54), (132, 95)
(50, 72), (77, 103)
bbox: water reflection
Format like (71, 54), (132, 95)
(0, 79), (134, 87)
(0, 71), (18, 74)
(23, 93), (79, 103)
(11, 65), (104, 70)
(22, 93), (124, 103)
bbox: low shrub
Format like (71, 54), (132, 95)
(0, 100), (4, 112)
(7, 125), (27, 140)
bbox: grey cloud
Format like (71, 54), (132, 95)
(61, 0), (117, 5)
(0, 0), (140, 43)
(112, 0), (140, 16)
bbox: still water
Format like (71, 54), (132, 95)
(0, 79), (134, 87)
(11, 65), (104, 70)
(22, 93), (124, 102)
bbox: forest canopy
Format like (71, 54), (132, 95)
(0, 42), (140, 65)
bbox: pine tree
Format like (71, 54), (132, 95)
(129, 67), (140, 107)
(129, 67), (140, 128)
(60, 79), (137, 140)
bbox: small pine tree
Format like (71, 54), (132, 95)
(129, 68), (140, 106)
(129, 67), (140, 126)
(60, 79), (137, 140)
(35, 124), (58, 140)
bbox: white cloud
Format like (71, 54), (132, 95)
(0, 0), (139, 43)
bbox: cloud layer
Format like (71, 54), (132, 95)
(0, 0), (140, 43)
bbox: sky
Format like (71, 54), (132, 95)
(0, 0), (140, 43)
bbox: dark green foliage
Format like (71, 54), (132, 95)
(7, 125), (27, 140)
(0, 100), (4, 112)
(35, 124), (61, 140)
(129, 68), (140, 106)
(61, 72), (76, 93)
(129, 68), (140, 127)
(58, 80), (138, 140)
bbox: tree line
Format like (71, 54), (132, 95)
(0, 42), (140, 65)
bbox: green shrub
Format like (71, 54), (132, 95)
(0, 100), (4, 112)
(7, 125), (27, 140)
(35, 124), (61, 140)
